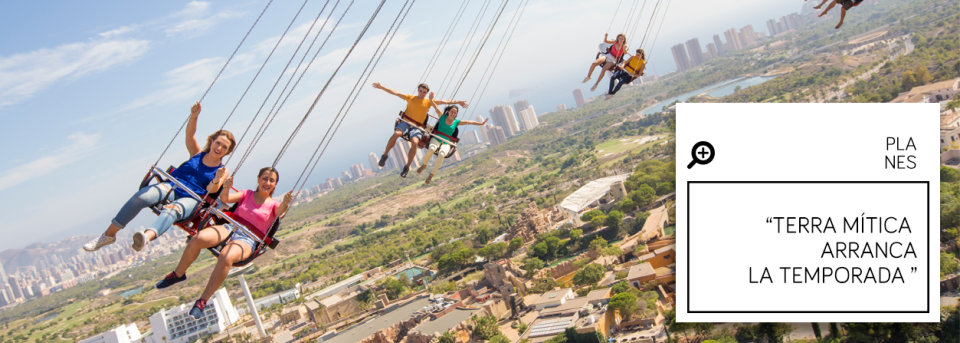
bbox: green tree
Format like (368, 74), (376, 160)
(569, 228), (583, 242)
(472, 315), (501, 340)
(489, 334), (510, 343)
(580, 209), (604, 222)
(479, 242), (508, 261)
(629, 184), (657, 208)
(476, 227), (492, 245)
(508, 237), (524, 254)
(605, 210), (624, 231)
(573, 263), (605, 286)
(523, 257), (545, 277)
(438, 331), (456, 343)
(588, 237), (608, 252)
(530, 278), (560, 294)
(942, 166), (960, 182)
(941, 252), (959, 277)
(532, 242), (549, 260)
(609, 292), (639, 319)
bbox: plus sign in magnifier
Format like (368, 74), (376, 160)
(687, 141), (715, 169)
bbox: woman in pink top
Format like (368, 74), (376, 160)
(583, 33), (628, 91)
(154, 167), (293, 319)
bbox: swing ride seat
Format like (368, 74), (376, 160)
(138, 166), (221, 236)
(427, 126), (460, 159)
(199, 201), (280, 267)
(395, 111), (432, 149)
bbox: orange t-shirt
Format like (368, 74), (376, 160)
(403, 94), (431, 124)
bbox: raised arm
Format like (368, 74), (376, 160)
(434, 98), (468, 107)
(602, 33), (615, 44)
(185, 102), (202, 156)
(459, 117), (488, 126)
(277, 191), (294, 217)
(428, 92), (443, 117)
(372, 82), (407, 100)
(207, 167), (229, 195)
(218, 175), (243, 204)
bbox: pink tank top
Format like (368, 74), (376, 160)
(234, 189), (279, 239)
(610, 43), (625, 59)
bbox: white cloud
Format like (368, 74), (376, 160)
(98, 25), (137, 38)
(0, 39), (150, 108)
(165, 1), (244, 38)
(119, 57), (224, 112)
(0, 132), (101, 191)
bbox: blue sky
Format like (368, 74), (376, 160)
(0, 0), (803, 250)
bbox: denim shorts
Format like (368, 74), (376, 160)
(224, 223), (261, 253)
(395, 120), (424, 140)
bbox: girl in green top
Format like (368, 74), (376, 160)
(417, 97), (487, 184)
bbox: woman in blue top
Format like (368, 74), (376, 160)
(416, 95), (487, 184)
(84, 102), (236, 253)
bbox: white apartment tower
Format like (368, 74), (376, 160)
(146, 288), (239, 343)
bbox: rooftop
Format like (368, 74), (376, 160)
(558, 174), (630, 213)
(627, 262), (655, 281)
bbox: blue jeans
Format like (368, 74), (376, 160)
(224, 224), (261, 253)
(111, 182), (199, 237)
(608, 69), (634, 95)
(395, 120), (423, 140)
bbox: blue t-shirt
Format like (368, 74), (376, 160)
(170, 152), (222, 198)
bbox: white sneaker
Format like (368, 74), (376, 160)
(83, 234), (116, 252)
(132, 231), (148, 252)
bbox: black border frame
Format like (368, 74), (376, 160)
(686, 180), (930, 314)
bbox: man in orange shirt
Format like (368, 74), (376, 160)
(372, 82), (468, 177)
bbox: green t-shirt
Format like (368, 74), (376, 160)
(434, 114), (460, 144)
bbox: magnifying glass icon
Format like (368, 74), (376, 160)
(687, 141), (715, 169)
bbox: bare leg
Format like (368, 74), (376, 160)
(405, 137), (420, 168)
(381, 130), (402, 156)
(813, 0), (830, 9)
(173, 225), (231, 277)
(103, 224), (121, 238)
(584, 56), (606, 82)
(836, 8), (847, 28)
(199, 241), (251, 301)
(592, 62), (615, 90)
(819, 1), (838, 16)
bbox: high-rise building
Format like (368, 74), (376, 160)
(486, 125), (507, 146)
(685, 38), (704, 66)
(671, 44), (691, 72)
(461, 130), (481, 145)
(341, 170), (352, 181)
(513, 100), (531, 114)
(739, 25), (757, 48)
(766, 19), (778, 36)
(489, 105), (520, 137)
(368, 152), (379, 171)
(78, 323), (142, 343)
(557, 104), (567, 112)
(350, 164), (364, 179)
(476, 115), (489, 143)
(513, 101), (538, 132)
(147, 288), (239, 343)
(712, 34), (725, 54)
(706, 43), (717, 60)
(724, 28), (742, 51)
(388, 140), (409, 169)
(8, 276), (22, 300)
(572, 89), (585, 107)
(517, 107), (539, 131)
